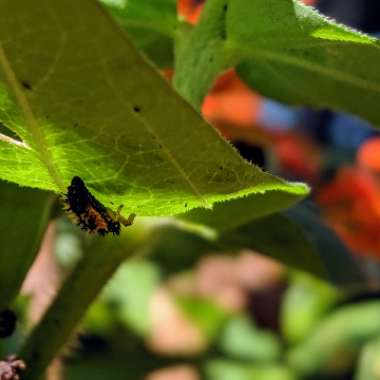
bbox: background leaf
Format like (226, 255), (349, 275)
(100, 0), (177, 67)
(287, 301), (380, 376)
(219, 205), (363, 286)
(103, 260), (160, 336)
(218, 315), (281, 362)
(227, 0), (380, 126)
(356, 336), (380, 380)
(281, 272), (341, 344)
(174, 0), (380, 127)
(0, 182), (53, 309)
(205, 360), (297, 380)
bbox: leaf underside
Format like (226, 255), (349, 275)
(0, 0), (307, 217)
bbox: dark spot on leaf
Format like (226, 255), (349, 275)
(20, 80), (32, 90)
(158, 144), (163, 148)
(219, 166), (223, 170)
(209, 57), (214, 63)
(223, 3), (228, 12)
(185, 203), (188, 207)
(73, 122), (79, 127)
(133, 106), (141, 113)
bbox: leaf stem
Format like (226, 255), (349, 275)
(173, 0), (233, 110)
(19, 235), (136, 380)
(0, 42), (65, 192)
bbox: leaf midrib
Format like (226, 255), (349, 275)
(228, 41), (380, 95)
(0, 42), (65, 191)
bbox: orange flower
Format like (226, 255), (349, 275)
(202, 70), (261, 127)
(317, 167), (380, 259)
(357, 137), (380, 172)
(178, 0), (204, 24)
(272, 132), (321, 182)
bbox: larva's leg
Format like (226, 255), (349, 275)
(119, 213), (136, 227)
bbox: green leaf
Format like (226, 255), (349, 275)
(219, 315), (281, 362)
(227, 0), (380, 126)
(175, 0), (380, 126)
(285, 206), (363, 286)
(356, 336), (380, 380)
(281, 272), (340, 345)
(0, 182), (53, 309)
(176, 296), (228, 341)
(179, 188), (307, 231)
(220, 206), (363, 286)
(100, 0), (177, 67)
(103, 260), (160, 336)
(85, 260), (158, 337)
(205, 360), (297, 380)
(287, 301), (380, 376)
(140, 207), (361, 286)
(0, 0), (306, 217)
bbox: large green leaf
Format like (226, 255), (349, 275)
(227, 0), (380, 126)
(0, 0), (306, 218)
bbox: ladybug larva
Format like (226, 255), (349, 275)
(62, 176), (135, 236)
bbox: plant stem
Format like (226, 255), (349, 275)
(173, 0), (233, 110)
(19, 234), (136, 380)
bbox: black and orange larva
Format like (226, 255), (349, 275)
(62, 176), (135, 236)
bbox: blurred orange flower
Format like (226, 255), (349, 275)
(178, 0), (203, 24)
(272, 132), (321, 182)
(357, 137), (380, 172)
(202, 70), (261, 128)
(317, 167), (380, 259)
